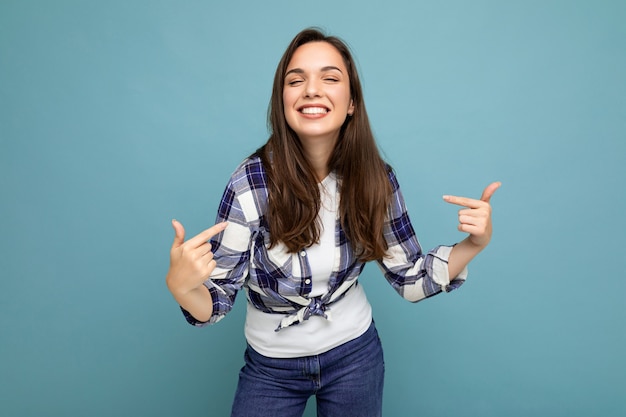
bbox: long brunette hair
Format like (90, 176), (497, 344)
(257, 28), (392, 261)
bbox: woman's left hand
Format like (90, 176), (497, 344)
(443, 182), (501, 248)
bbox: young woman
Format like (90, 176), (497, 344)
(166, 28), (500, 417)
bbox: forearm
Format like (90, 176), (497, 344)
(447, 237), (486, 279)
(168, 284), (214, 323)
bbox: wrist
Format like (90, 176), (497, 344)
(467, 235), (490, 249)
(166, 275), (200, 299)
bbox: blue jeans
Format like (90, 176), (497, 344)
(230, 321), (384, 417)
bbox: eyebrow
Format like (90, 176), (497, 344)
(285, 66), (344, 76)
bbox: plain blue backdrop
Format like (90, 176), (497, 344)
(1, 1), (625, 416)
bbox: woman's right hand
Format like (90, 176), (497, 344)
(165, 219), (228, 297)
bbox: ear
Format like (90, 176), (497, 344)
(347, 99), (355, 116)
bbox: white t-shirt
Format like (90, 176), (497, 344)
(245, 174), (372, 358)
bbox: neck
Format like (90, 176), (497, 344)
(300, 135), (337, 182)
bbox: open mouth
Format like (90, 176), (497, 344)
(299, 106), (329, 115)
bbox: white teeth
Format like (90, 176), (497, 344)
(301, 107), (328, 114)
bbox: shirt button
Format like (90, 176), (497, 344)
(304, 279), (311, 284)
(300, 250), (306, 257)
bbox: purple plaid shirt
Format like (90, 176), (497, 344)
(182, 156), (466, 330)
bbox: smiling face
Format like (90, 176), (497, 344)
(283, 41), (355, 147)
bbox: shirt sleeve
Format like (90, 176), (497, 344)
(375, 169), (468, 302)
(181, 169), (254, 327)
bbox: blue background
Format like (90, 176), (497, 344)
(1, 1), (625, 416)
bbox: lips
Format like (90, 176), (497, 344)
(298, 105), (329, 114)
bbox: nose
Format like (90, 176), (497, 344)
(304, 79), (321, 98)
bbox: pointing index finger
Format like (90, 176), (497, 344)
(443, 181), (501, 207)
(442, 194), (483, 208)
(187, 222), (229, 247)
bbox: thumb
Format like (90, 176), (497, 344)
(480, 181), (502, 203)
(171, 219), (185, 248)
